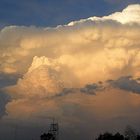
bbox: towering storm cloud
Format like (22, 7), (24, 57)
(0, 4), (140, 140)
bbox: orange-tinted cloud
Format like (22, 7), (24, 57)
(0, 4), (140, 137)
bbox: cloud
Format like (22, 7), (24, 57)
(3, 81), (140, 140)
(80, 83), (103, 95)
(109, 76), (140, 94)
(68, 4), (140, 26)
(0, 3), (140, 116)
(0, 4), (140, 140)
(5, 56), (103, 101)
(6, 56), (65, 99)
(104, 4), (140, 24)
(0, 5), (139, 77)
(55, 82), (103, 97)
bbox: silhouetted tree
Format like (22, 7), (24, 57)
(114, 132), (124, 140)
(102, 132), (113, 140)
(124, 126), (137, 140)
(95, 126), (140, 140)
(136, 135), (140, 140)
(96, 132), (124, 140)
(40, 133), (55, 140)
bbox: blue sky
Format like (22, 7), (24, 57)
(0, 0), (139, 27)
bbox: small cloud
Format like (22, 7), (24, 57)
(80, 83), (99, 95)
(110, 76), (140, 94)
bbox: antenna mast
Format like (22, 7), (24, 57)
(40, 117), (59, 140)
(49, 118), (59, 140)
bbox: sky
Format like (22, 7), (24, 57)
(0, 0), (139, 27)
(0, 0), (140, 140)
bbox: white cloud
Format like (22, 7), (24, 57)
(104, 4), (140, 24)
(68, 4), (140, 26)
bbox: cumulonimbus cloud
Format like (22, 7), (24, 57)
(0, 4), (140, 138)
